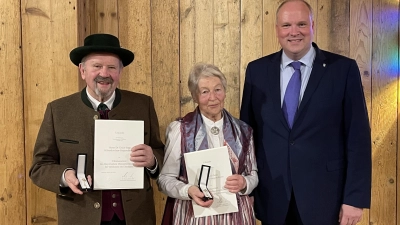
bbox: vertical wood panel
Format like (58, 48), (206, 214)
(262, 0), (280, 55)
(398, 0), (400, 222)
(350, 1), (373, 224)
(307, 0), (318, 43)
(316, 0), (351, 55)
(396, 1), (400, 224)
(370, 0), (399, 224)
(91, 0), (118, 36)
(240, 0), (263, 103)
(118, 1), (152, 96)
(315, 0), (331, 51)
(240, 2), (263, 224)
(213, 0), (241, 117)
(23, 1), (80, 224)
(330, 0), (351, 56)
(180, 0), (214, 116)
(350, 0), (373, 120)
(151, 0), (180, 223)
(0, 1), (24, 225)
(180, 0), (196, 115)
(78, 0), (90, 90)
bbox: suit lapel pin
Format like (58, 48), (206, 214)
(323, 63), (326, 67)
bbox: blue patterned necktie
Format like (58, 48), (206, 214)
(282, 61), (302, 128)
(97, 103), (110, 119)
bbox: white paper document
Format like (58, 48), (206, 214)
(183, 146), (238, 218)
(94, 120), (144, 190)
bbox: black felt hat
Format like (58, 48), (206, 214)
(69, 33), (134, 67)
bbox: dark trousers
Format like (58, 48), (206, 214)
(284, 191), (303, 225)
(100, 214), (126, 225)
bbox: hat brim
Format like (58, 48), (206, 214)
(70, 46), (134, 67)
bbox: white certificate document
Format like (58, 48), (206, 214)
(183, 146), (238, 218)
(94, 120), (144, 190)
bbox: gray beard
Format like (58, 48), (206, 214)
(94, 84), (112, 102)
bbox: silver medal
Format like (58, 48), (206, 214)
(210, 126), (220, 135)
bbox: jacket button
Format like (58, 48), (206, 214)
(112, 194), (116, 198)
(94, 202), (101, 209)
(93, 115), (99, 120)
(112, 202), (117, 207)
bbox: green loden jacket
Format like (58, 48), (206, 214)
(29, 88), (164, 225)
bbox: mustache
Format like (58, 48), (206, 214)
(94, 76), (113, 84)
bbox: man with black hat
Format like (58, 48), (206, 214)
(29, 33), (164, 225)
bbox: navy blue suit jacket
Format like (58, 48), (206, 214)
(240, 43), (371, 225)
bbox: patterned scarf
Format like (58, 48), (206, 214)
(178, 107), (253, 182)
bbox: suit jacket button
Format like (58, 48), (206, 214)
(94, 115), (99, 120)
(94, 202), (101, 209)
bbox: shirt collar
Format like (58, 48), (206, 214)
(201, 114), (224, 128)
(86, 87), (116, 110)
(281, 46), (316, 69)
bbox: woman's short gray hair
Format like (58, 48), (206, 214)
(188, 63), (227, 99)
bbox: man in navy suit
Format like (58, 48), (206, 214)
(240, 1), (371, 224)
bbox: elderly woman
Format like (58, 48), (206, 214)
(157, 63), (258, 225)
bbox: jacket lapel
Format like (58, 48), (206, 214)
(295, 44), (328, 123)
(268, 50), (290, 129)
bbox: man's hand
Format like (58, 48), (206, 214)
(130, 144), (155, 168)
(225, 174), (247, 193)
(64, 169), (92, 195)
(339, 204), (363, 225)
(188, 186), (213, 207)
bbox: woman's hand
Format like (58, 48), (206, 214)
(188, 185), (214, 207)
(225, 174), (247, 193)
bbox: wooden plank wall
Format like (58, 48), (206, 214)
(0, 1), (24, 225)
(22, 1), (82, 224)
(0, 0), (397, 224)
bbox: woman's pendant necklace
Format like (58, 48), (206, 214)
(210, 126), (220, 135)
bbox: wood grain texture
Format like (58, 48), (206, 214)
(151, 0), (180, 223)
(330, 0), (351, 56)
(350, 1), (373, 225)
(180, 0), (214, 117)
(262, 0), (281, 55)
(118, 0), (152, 96)
(370, 0), (399, 224)
(77, 0), (90, 90)
(0, 2), (24, 225)
(22, 1), (80, 225)
(240, 0), (263, 106)
(179, 0), (197, 116)
(314, 0), (331, 51)
(240, 0), (264, 223)
(118, 0), (153, 96)
(213, 0), (241, 117)
(91, 0), (118, 36)
(307, 0), (318, 43)
(350, 0), (372, 121)
(316, 0), (351, 56)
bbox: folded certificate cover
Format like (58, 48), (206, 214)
(184, 146), (238, 218)
(93, 120), (144, 190)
